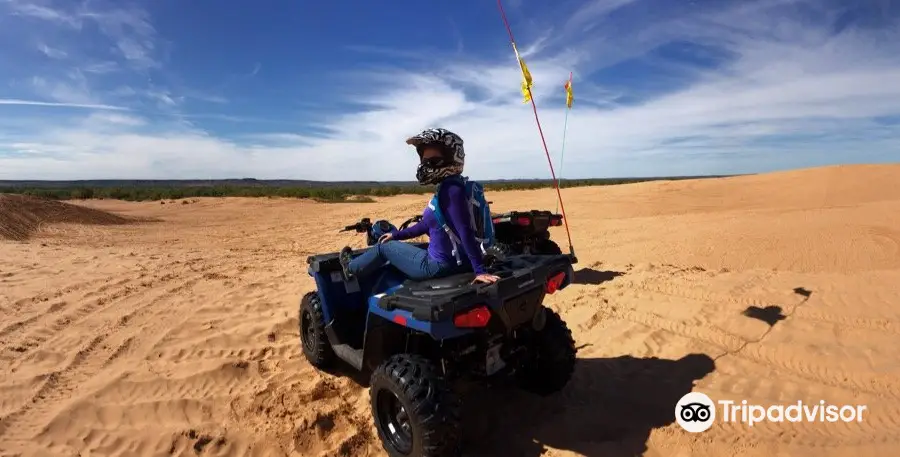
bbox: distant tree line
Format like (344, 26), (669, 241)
(0, 176), (730, 203)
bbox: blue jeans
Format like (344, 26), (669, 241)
(348, 241), (457, 281)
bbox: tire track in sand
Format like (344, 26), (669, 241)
(630, 268), (900, 399)
(0, 276), (142, 361)
(0, 260), (232, 452)
(7, 275), (113, 311)
(0, 314), (42, 341)
(584, 303), (748, 352)
(595, 273), (895, 402)
(605, 267), (900, 450)
(705, 410), (900, 448)
(59, 259), (278, 457)
(792, 311), (900, 336)
(623, 264), (779, 307)
(88, 359), (270, 406)
(0, 274), (138, 337)
(151, 343), (295, 365)
(0, 277), (123, 338)
(700, 381), (900, 448)
(728, 344), (900, 401)
(0, 260), (190, 361)
(705, 288), (900, 400)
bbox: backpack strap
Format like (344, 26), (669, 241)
(464, 180), (488, 254)
(428, 177), (465, 266)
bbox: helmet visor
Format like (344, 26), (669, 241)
(412, 142), (451, 161)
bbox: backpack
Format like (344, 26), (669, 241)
(428, 175), (496, 266)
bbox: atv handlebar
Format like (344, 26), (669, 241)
(398, 215), (423, 231)
(340, 218), (373, 233)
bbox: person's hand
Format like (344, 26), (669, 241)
(378, 233), (394, 244)
(473, 273), (500, 284)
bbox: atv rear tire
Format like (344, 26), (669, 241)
(516, 309), (576, 396)
(370, 354), (462, 457)
(299, 291), (335, 368)
(533, 239), (563, 255)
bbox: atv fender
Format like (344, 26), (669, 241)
(361, 294), (474, 372)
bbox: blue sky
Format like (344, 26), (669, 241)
(0, 0), (898, 181)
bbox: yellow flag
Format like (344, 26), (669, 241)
(564, 78), (573, 108)
(512, 43), (533, 103)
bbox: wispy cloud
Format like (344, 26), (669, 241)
(145, 89), (179, 107)
(0, 98), (126, 110)
(83, 112), (144, 126)
(81, 7), (159, 70)
(6, 0), (160, 68)
(2, 0), (235, 120)
(564, 0), (641, 34)
(4, 0), (82, 27)
(30, 69), (99, 105)
(81, 61), (119, 74)
(37, 42), (66, 59)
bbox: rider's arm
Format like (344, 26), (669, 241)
(443, 184), (486, 275)
(393, 220), (428, 241)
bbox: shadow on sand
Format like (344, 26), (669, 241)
(742, 287), (811, 328)
(326, 352), (716, 456)
(460, 353), (716, 456)
(573, 268), (624, 285)
(742, 305), (786, 326)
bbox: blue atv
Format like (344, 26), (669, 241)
(299, 217), (579, 457)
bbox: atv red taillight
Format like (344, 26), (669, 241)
(549, 217), (563, 226)
(516, 217), (531, 226)
(453, 306), (491, 328)
(545, 272), (566, 294)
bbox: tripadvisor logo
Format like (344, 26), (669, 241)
(675, 391), (868, 432)
(675, 392), (716, 432)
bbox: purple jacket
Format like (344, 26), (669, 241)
(393, 182), (486, 275)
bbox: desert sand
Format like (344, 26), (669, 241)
(1, 163), (899, 457)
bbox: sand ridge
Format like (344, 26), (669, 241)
(1, 163), (900, 456)
(0, 194), (152, 242)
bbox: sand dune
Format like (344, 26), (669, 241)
(1, 163), (900, 457)
(0, 194), (148, 242)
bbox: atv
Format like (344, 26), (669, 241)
(489, 209), (564, 256)
(346, 207), (566, 257)
(299, 224), (579, 457)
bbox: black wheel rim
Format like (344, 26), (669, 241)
(301, 309), (315, 352)
(375, 388), (413, 454)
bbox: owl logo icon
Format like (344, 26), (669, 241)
(675, 392), (716, 432)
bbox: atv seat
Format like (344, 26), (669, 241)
(379, 272), (481, 321)
(401, 272), (476, 295)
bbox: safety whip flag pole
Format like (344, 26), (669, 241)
(557, 72), (573, 214)
(496, 0), (576, 260)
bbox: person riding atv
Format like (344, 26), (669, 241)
(338, 128), (500, 284)
(303, 130), (579, 457)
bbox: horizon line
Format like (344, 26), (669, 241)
(0, 174), (741, 184)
